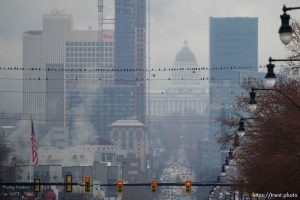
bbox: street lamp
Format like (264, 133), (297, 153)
(224, 156), (230, 169)
(237, 119), (245, 137)
(237, 117), (255, 137)
(221, 164), (226, 176)
(265, 61), (276, 88)
(249, 87), (300, 111)
(264, 57), (300, 89)
(279, 5), (293, 45)
(279, 5), (300, 45)
(248, 89), (257, 112)
(232, 133), (240, 149)
(228, 148), (234, 160)
(216, 176), (220, 189)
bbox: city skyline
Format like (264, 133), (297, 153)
(1, 0), (300, 113)
(0, 1), (299, 199)
(1, 0), (300, 67)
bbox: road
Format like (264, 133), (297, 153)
(156, 146), (196, 200)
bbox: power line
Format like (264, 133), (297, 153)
(0, 90), (211, 94)
(0, 65), (266, 72)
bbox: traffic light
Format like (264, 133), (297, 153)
(151, 180), (158, 192)
(117, 179), (123, 193)
(66, 175), (72, 192)
(185, 180), (192, 193)
(84, 176), (92, 193)
(34, 179), (40, 193)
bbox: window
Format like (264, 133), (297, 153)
(106, 153), (113, 161)
(121, 130), (126, 150)
(136, 131), (142, 138)
(129, 131), (134, 150)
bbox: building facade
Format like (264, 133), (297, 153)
(149, 40), (209, 117)
(209, 17), (258, 178)
(43, 11), (72, 128)
(115, 0), (146, 125)
(23, 11), (73, 130)
(64, 29), (115, 139)
(23, 31), (44, 126)
(109, 120), (147, 171)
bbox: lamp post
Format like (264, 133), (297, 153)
(279, 5), (300, 45)
(237, 118), (255, 137)
(221, 164), (226, 177)
(264, 57), (300, 88)
(248, 87), (300, 111)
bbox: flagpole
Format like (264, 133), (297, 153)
(30, 116), (32, 182)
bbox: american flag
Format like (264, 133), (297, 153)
(31, 118), (39, 167)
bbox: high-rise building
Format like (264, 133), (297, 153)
(64, 30), (115, 139)
(23, 31), (44, 126)
(43, 12), (73, 128)
(114, 0), (146, 124)
(209, 17), (258, 178)
(23, 11), (73, 129)
(115, 0), (146, 77)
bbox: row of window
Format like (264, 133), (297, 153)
(65, 64), (114, 68)
(66, 74), (114, 79)
(66, 41), (113, 46)
(113, 130), (143, 139)
(66, 52), (113, 57)
(66, 47), (113, 52)
(66, 58), (113, 62)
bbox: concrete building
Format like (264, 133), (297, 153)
(64, 29), (115, 139)
(39, 127), (69, 148)
(15, 164), (62, 183)
(43, 11), (72, 128)
(62, 162), (119, 199)
(23, 31), (45, 126)
(209, 17), (258, 178)
(149, 40), (209, 117)
(109, 120), (147, 171)
(23, 11), (117, 141)
(37, 138), (117, 166)
(23, 10), (73, 132)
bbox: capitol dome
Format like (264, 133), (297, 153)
(174, 40), (197, 64)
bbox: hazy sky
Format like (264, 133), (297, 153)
(1, 0), (300, 112)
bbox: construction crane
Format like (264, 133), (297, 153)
(98, 0), (104, 42)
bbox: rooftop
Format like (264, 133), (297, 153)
(110, 119), (144, 127)
(174, 40), (197, 63)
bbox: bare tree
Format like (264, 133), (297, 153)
(219, 78), (300, 192)
(0, 139), (22, 182)
(286, 19), (300, 57)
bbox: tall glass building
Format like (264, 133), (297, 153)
(114, 0), (146, 124)
(209, 17), (258, 179)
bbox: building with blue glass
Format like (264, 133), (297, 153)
(209, 17), (259, 179)
(114, 0), (146, 125)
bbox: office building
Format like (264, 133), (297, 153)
(64, 29), (115, 139)
(209, 17), (258, 178)
(23, 31), (45, 126)
(115, 0), (146, 125)
(23, 11), (73, 129)
(109, 119), (147, 171)
(43, 11), (72, 128)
